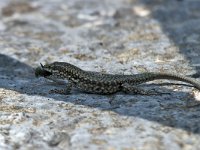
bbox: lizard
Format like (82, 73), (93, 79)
(35, 62), (200, 95)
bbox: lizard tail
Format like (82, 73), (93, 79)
(148, 72), (200, 90)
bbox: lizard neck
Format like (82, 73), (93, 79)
(61, 65), (86, 81)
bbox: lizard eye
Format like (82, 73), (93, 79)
(43, 64), (52, 70)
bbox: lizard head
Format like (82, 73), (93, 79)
(35, 62), (67, 79)
(35, 63), (53, 78)
(35, 62), (82, 79)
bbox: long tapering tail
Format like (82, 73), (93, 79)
(138, 72), (200, 91)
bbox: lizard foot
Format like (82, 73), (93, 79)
(122, 83), (171, 95)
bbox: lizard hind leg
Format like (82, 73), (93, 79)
(121, 83), (170, 95)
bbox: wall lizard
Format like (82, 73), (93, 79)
(35, 62), (200, 95)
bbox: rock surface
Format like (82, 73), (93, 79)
(0, 0), (200, 149)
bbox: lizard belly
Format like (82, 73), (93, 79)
(76, 82), (120, 94)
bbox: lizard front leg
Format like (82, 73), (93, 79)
(121, 83), (170, 95)
(49, 81), (74, 95)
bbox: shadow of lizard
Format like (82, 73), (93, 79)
(1, 54), (200, 134)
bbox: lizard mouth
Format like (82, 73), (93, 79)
(41, 69), (52, 77)
(40, 63), (52, 77)
(35, 64), (52, 77)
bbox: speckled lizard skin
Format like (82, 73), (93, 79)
(35, 62), (200, 95)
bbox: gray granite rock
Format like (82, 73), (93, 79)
(0, 0), (200, 149)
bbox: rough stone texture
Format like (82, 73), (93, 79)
(0, 0), (200, 149)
